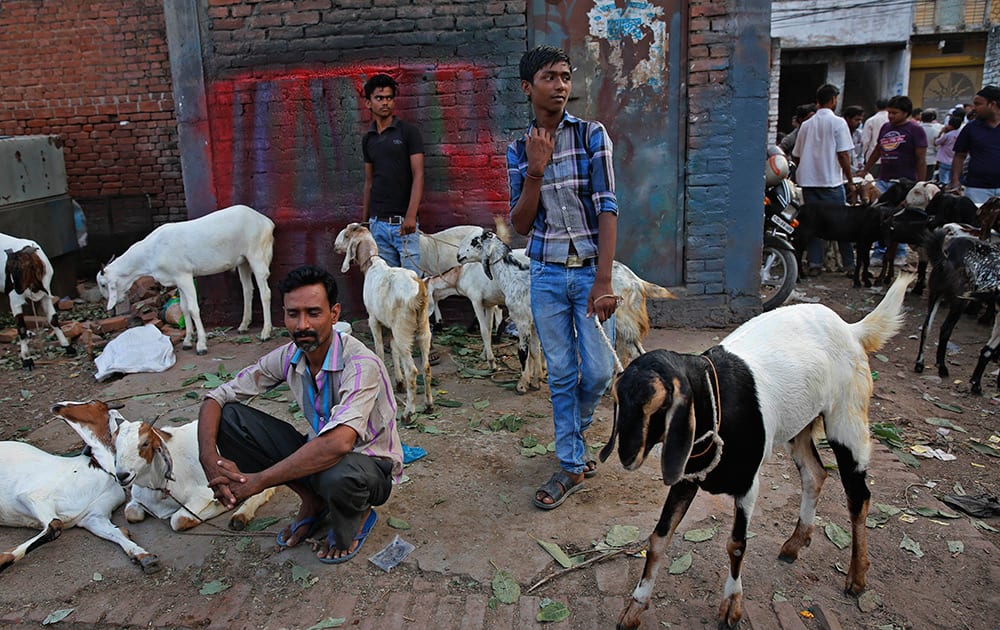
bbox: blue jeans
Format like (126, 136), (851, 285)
(966, 187), (1000, 205)
(937, 163), (952, 186)
(370, 217), (421, 275)
(529, 260), (616, 475)
(802, 185), (854, 269)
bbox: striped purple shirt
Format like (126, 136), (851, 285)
(508, 111), (618, 263)
(206, 331), (403, 481)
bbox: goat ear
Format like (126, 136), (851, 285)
(659, 380), (696, 486)
(341, 238), (357, 274)
(481, 258), (493, 281)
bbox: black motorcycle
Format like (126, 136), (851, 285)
(761, 149), (799, 310)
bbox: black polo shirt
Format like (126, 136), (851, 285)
(362, 117), (424, 218)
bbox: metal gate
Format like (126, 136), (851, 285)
(528, 0), (687, 286)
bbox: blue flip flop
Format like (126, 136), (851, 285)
(319, 509), (378, 565)
(275, 511), (326, 548)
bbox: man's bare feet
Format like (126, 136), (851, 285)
(276, 497), (327, 548)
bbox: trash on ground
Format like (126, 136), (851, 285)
(94, 324), (176, 381)
(939, 493), (1000, 518)
(369, 534), (415, 572)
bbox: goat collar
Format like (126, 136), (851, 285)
(680, 354), (725, 482)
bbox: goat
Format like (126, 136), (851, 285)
(113, 417), (276, 531)
(0, 235), (75, 369)
(611, 260), (676, 362)
(914, 228), (1000, 394)
(976, 196), (1000, 238)
(600, 273), (912, 629)
(456, 230), (543, 393)
(876, 178), (916, 207)
(334, 223), (433, 419)
(97, 205), (274, 355)
(904, 181), (941, 209)
(418, 225), (488, 276)
(424, 263), (506, 370)
(791, 202), (888, 287)
(0, 401), (159, 574)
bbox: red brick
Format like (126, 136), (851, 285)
(0, 328), (18, 343)
(60, 320), (84, 340)
(95, 315), (130, 334)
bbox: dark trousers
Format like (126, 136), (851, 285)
(217, 403), (392, 551)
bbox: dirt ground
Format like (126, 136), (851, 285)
(0, 265), (998, 629)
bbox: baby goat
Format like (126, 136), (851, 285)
(601, 273), (912, 629)
(335, 223), (433, 419)
(97, 205), (274, 355)
(114, 417), (276, 531)
(915, 227), (1000, 394)
(0, 401), (159, 574)
(0, 234), (75, 369)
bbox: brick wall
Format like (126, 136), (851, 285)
(986, 26), (1000, 87)
(0, 1), (185, 236)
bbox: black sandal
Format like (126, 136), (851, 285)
(533, 470), (584, 510)
(584, 460), (598, 479)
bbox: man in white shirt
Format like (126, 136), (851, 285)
(793, 83), (857, 275)
(860, 98), (890, 175)
(920, 109), (944, 181)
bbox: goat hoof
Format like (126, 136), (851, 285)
(971, 383), (983, 395)
(182, 343), (193, 351)
(914, 362), (924, 373)
(228, 515), (248, 531)
(138, 554), (162, 575)
(63, 344), (77, 357)
(196, 349), (208, 356)
(938, 366), (949, 378)
(21, 358), (34, 371)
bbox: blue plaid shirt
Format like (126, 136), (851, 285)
(508, 112), (618, 263)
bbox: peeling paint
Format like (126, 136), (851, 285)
(587, 1), (667, 94)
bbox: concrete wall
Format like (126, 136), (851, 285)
(986, 26), (1000, 86)
(771, 0), (912, 48)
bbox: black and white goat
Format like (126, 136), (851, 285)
(914, 227), (1000, 394)
(0, 234), (75, 369)
(0, 401), (159, 574)
(600, 273), (912, 628)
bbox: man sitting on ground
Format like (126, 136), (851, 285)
(197, 264), (401, 564)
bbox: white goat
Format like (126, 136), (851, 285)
(335, 223), (433, 419)
(418, 225), (485, 276)
(0, 234), (74, 369)
(113, 418), (276, 532)
(97, 205), (274, 355)
(601, 272), (913, 629)
(424, 263), (506, 369)
(456, 230), (542, 393)
(0, 401), (159, 574)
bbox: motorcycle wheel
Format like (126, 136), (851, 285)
(760, 243), (798, 311)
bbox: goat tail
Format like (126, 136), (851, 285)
(640, 280), (676, 300)
(852, 272), (915, 354)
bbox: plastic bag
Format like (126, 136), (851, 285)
(94, 324), (176, 381)
(369, 534), (415, 572)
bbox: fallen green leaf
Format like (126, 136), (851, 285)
(235, 537), (252, 551)
(198, 579), (230, 595)
(824, 522), (851, 550)
(874, 353), (889, 363)
(42, 609), (73, 625)
(924, 417), (967, 433)
(967, 440), (1000, 458)
(668, 552), (692, 575)
(491, 569), (521, 604)
(306, 618), (346, 629)
(899, 533), (923, 557)
(915, 507), (939, 518)
(536, 601), (570, 622)
(890, 448), (921, 468)
(546, 440), (556, 452)
(875, 503), (902, 516)
(947, 540), (964, 554)
(245, 516), (281, 532)
(534, 538), (575, 569)
(936, 508), (961, 519)
(871, 423), (904, 448)
(181, 363), (197, 370)
(473, 399), (491, 410)
(291, 564), (311, 584)
(437, 398), (463, 408)
(606, 525), (641, 547)
(388, 516), (411, 530)
(971, 518), (999, 533)
(933, 401), (963, 413)
(683, 527), (715, 543)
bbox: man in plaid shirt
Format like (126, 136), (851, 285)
(509, 45), (619, 510)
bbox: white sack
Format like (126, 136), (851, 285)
(94, 324), (176, 381)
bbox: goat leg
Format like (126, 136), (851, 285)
(969, 313), (1000, 395)
(718, 485), (758, 628)
(617, 481), (698, 630)
(828, 439), (871, 596)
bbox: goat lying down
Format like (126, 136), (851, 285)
(601, 273), (913, 629)
(0, 401), (159, 575)
(113, 417), (276, 532)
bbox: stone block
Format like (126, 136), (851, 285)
(60, 320), (84, 340)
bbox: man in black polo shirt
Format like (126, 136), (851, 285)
(361, 74), (424, 274)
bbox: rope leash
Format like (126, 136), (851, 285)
(592, 315), (624, 375)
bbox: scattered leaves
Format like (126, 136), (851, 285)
(472, 399), (491, 410)
(491, 569), (521, 604)
(947, 540), (964, 555)
(824, 522), (851, 550)
(857, 590), (882, 613)
(668, 552), (693, 575)
(198, 579), (230, 595)
(932, 401), (963, 414)
(437, 398), (463, 408)
(534, 538), (576, 569)
(871, 423), (904, 448)
(291, 564), (312, 585)
(388, 517), (411, 530)
(536, 600), (570, 623)
(92, 572), (102, 581)
(42, 609), (73, 625)
(605, 525), (642, 547)
(245, 516), (281, 532)
(306, 619), (346, 629)
(924, 417), (967, 433)
(683, 527), (715, 543)
(899, 533), (924, 557)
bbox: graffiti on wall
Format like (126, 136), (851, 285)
(205, 64), (511, 229)
(587, 1), (668, 97)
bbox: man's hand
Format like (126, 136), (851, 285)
(203, 456), (246, 509)
(525, 127), (554, 176)
(225, 471), (266, 503)
(400, 215), (417, 235)
(587, 280), (619, 322)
